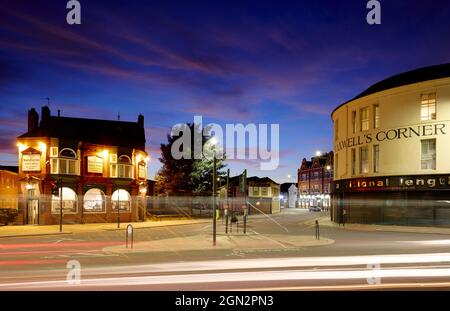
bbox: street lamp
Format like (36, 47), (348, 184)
(315, 150), (322, 157)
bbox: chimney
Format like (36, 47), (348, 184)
(41, 106), (51, 124)
(138, 114), (144, 128)
(28, 108), (39, 132)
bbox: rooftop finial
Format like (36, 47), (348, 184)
(118, 112), (121, 121)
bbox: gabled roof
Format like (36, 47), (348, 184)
(0, 166), (18, 174)
(19, 114), (146, 151)
(332, 63), (450, 117)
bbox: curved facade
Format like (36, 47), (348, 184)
(331, 63), (450, 226)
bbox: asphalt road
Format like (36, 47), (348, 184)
(1, 209), (450, 290)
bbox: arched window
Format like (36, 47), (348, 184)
(111, 189), (131, 211)
(51, 148), (78, 175)
(83, 188), (106, 213)
(52, 187), (78, 214)
(111, 155), (132, 179)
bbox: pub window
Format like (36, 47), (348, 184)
(261, 187), (268, 196)
(359, 146), (369, 174)
(51, 187), (78, 214)
(83, 188), (106, 213)
(351, 110), (357, 134)
(421, 139), (436, 170)
(252, 187), (260, 196)
(360, 107), (369, 131)
(351, 148), (356, 175)
(51, 148), (78, 175)
(50, 147), (58, 158)
(373, 104), (380, 129)
(373, 145), (380, 173)
(111, 189), (131, 211)
(421, 93), (436, 121)
(114, 155), (132, 179)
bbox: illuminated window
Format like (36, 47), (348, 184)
(52, 187), (78, 214)
(351, 111), (357, 134)
(83, 188), (106, 213)
(360, 107), (369, 131)
(351, 148), (356, 175)
(359, 146), (369, 174)
(373, 145), (380, 173)
(252, 187), (260, 196)
(111, 155), (132, 178)
(51, 148), (78, 175)
(50, 147), (58, 157)
(421, 93), (436, 121)
(261, 187), (268, 196)
(373, 104), (380, 129)
(111, 189), (131, 211)
(421, 139), (436, 170)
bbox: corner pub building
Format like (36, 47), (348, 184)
(331, 63), (450, 226)
(16, 106), (149, 225)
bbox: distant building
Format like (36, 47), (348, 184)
(298, 152), (333, 210)
(0, 166), (19, 216)
(16, 106), (149, 225)
(280, 183), (297, 208)
(219, 176), (281, 214)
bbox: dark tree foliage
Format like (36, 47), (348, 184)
(156, 123), (226, 196)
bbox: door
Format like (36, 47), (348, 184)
(26, 189), (39, 225)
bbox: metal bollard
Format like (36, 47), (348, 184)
(315, 220), (320, 240)
(126, 224), (134, 248)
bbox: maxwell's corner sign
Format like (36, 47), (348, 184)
(333, 174), (450, 192)
(335, 123), (446, 152)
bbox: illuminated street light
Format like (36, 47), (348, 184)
(315, 150), (322, 157)
(326, 165), (331, 171)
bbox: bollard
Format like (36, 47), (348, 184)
(126, 224), (134, 248)
(315, 220), (320, 240)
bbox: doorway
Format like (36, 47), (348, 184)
(26, 189), (39, 225)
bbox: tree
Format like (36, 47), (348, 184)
(156, 123), (226, 196)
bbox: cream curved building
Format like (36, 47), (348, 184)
(331, 63), (450, 226)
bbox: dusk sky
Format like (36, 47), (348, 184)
(1, 0), (450, 183)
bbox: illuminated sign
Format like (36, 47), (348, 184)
(335, 123), (447, 152)
(138, 163), (146, 179)
(22, 154), (41, 172)
(87, 156), (103, 173)
(333, 174), (450, 192)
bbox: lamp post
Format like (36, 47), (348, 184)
(117, 189), (120, 229)
(59, 178), (63, 233)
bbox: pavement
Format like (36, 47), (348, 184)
(104, 233), (334, 254)
(304, 214), (450, 235)
(0, 218), (210, 238)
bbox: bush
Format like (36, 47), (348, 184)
(0, 208), (18, 225)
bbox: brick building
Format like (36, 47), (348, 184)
(298, 151), (333, 210)
(16, 106), (149, 225)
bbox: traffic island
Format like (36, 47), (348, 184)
(103, 233), (334, 254)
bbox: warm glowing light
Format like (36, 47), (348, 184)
(315, 150), (322, 157)
(326, 165), (331, 171)
(140, 187), (147, 194)
(38, 142), (47, 151)
(145, 156), (150, 162)
(136, 154), (142, 162)
(25, 184), (33, 190)
(101, 150), (109, 158)
(17, 143), (27, 152)
(256, 201), (260, 206)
